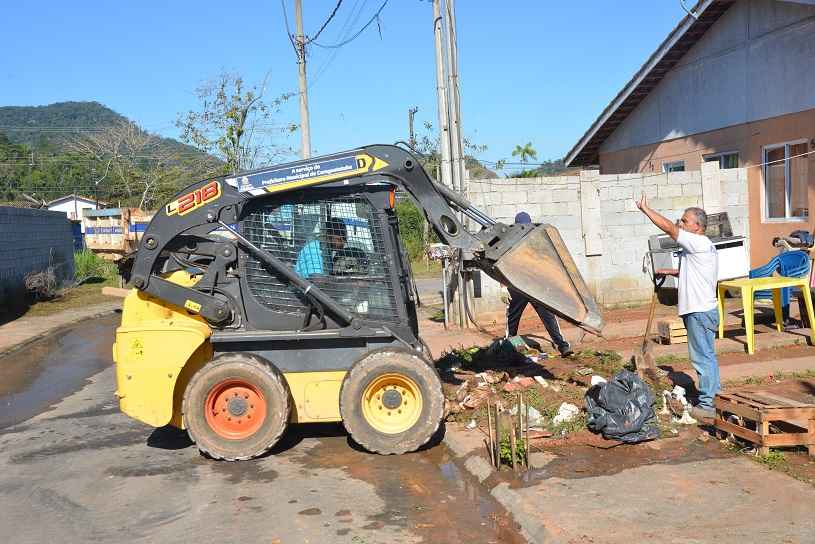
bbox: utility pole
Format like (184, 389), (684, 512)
(432, 0), (453, 189)
(408, 107), (419, 148)
(294, 0), (312, 159)
(444, 0), (465, 197)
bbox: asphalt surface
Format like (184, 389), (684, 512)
(0, 316), (523, 544)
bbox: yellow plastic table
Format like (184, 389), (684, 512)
(717, 276), (815, 355)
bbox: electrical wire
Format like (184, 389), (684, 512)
(311, 0), (388, 49)
(466, 147), (815, 188)
(304, 0), (344, 45)
(280, 0), (299, 55)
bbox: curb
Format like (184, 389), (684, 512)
(443, 426), (552, 544)
(0, 306), (119, 359)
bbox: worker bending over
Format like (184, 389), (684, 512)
(636, 194), (719, 421)
(506, 211), (573, 358)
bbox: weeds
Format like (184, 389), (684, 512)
(755, 450), (787, 470)
(74, 250), (118, 283)
(655, 354), (688, 366)
(551, 413), (587, 437)
(498, 431), (527, 466)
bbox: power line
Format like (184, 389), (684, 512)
(311, 0), (388, 49)
(304, 0), (343, 45)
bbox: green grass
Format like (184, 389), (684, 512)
(74, 250), (119, 283)
(755, 450), (788, 470)
(410, 257), (442, 279)
(655, 354), (688, 366)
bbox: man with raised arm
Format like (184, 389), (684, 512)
(635, 194), (720, 421)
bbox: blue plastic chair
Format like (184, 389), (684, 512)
(749, 251), (810, 319)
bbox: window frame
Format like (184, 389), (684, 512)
(703, 151), (739, 169)
(662, 160), (685, 173)
(762, 139), (809, 222)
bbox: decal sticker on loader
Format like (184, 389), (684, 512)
(166, 180), (221, 216)
(225, 153), (388, 196)
(184, 300), (202, 313)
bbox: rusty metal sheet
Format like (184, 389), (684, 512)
(490, 225), (604, 333)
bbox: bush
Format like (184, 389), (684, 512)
(74, 250), (118, 283)
(395, 200), (429, 261)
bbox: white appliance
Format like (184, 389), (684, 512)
(647, 213), (749, 288)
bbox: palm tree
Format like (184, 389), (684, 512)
(511, 142), (538, 164)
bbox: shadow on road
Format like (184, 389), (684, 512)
(147, 420), (448, 458)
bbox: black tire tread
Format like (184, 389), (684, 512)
(182, 353), (290, 461)
(340, 349), (444, 455)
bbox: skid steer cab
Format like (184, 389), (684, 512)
(113, 144), (603, 461)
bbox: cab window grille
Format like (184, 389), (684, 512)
(242, 197), (400, 323)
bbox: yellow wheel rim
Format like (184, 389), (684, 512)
(361, 373), (423, 434)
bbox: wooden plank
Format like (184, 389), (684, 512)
(101, 286), (129, 298)
(762, 408), (815, 421)
(763, 433), (812, 447)
(714, 399), (761, 422)
(729, 393), (780, 409)
(751, 392), (809, 408)
(715, 418), (762, 444)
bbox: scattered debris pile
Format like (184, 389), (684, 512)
(438, 340), (690, 468)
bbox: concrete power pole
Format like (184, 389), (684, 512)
(294, 0), (312, 159)
(408, 106), (419, 148)
(432, 0), (453, 189)
(444, 0), (465, 197)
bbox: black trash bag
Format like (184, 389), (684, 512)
(584, 369), (660, 443)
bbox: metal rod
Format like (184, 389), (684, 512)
(509, 411), (518, 473)
(524, 392), (530, 470)
(494, 402), (501, 468)
(487, 398), (495, 468)
(517, 393), (524, 468)
(441, 257), (449, 329)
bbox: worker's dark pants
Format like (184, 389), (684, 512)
(506, 287), (568, 350)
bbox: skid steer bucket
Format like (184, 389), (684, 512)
(483, 224), (604, 334)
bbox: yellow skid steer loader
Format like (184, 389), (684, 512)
(113, 144), (603, 460)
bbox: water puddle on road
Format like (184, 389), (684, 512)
(293, 425), (525, 543)
(0, 314), (118, 429)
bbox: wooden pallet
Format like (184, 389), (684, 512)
(657, 319), (687, 344)
(714, 391), (815, 456)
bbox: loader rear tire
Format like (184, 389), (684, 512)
(183, 353), (290, 461)
(340, 349), (444, 455)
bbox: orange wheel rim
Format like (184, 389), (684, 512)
(204, 380), (267, 440)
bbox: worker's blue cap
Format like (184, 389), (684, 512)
(514, 211), (532, 224)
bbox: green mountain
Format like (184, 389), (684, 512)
(0, 101), (206, 159)
(0, 102), (218, 209)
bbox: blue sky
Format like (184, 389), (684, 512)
(1, 1), (687, 166)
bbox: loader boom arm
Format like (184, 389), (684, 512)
(129, 144), (603, 332)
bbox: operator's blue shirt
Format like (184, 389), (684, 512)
(295, 239), (324, 277)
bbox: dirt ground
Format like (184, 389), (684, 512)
(434, 336), (815, 493)
(21, 279), (118, 318)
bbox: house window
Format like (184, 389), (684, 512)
(764, 141), (809, 220)
(662, 160), (685, 173)
(704, 152), (739, 169)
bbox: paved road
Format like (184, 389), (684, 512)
(0, 316), (522, 544)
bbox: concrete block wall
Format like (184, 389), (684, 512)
(0, 207), (75, 309)
(465, 164), (749, 310)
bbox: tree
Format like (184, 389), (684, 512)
(511, 142), (537, 164)
(69, 121), (213, 210)
(176, 72), (295, 174)
(411, 121), (496, 180)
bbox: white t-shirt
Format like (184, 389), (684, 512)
(676, 229), (718, 316)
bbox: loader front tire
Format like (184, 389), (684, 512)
(183, 353), (290, 461)
(340, 350), (444, 455)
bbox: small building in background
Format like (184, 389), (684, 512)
(46, 194), (101, 224)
